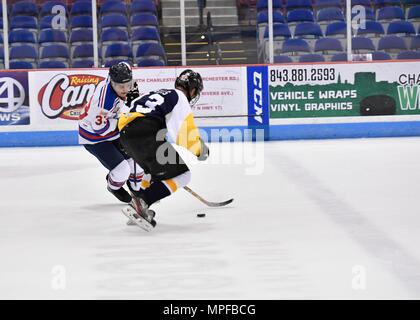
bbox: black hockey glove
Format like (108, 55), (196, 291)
(126, 82), (140, 107)
(197, 140), (210, 161)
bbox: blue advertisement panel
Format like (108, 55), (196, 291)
(0, 72), (30, 126)
(247, 66), (269, 127)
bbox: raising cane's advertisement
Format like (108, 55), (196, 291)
(29, 70), (108, 129)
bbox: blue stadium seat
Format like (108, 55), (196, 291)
(314, 37), (344, 53)
(273, 55), (293, 63)
(11, 2), (38, 17)
(374, 0), (402, 7)
(73, 44), (97, 59)
(330, 53), (347, 61)
(40, 44), (70, 60)
(314, 0), (342, 8)
(317, 7), (345, 23)
(299, 54), (325, 62)
(131, 0), (158, 15)
(378, 35), (408, 51)
(40, 16), (54, 29)
(411, 35), (420, 49)
(10, 45), (37, 61)
(100, 1), (127, 17)
(70, 29), (93, 45)
(294, 22), (323, 38)
(352, 36), (376, 52)
(104, 43), (133, 60)
(9, 30), (36, 46)
(256, 0), (283, 11)
(286, 0), (313, 10)
(371, 51), (392, 60)
(325, 21), (346, 37)
(71, 15), (93, 29)
(377, 6), (405, 20)
(263, 23), (292, 38)
(39, 29), (67, 45)
(131, 13), (159, 29)
(10, 61), (35, 69)
(39, 60), (68, 68)
(101, 28), (129, 44)
(137, 59), (165, 67)
(397, 50), (420, 59)
(10, 16), (38, 32)
(282, 38), (311, 54)
(40, 1), (67, 17)
(72, 60), (94, 68)
(136, 43), (166, 60)
(257, 11), (285, 24)
(407, 6), (420, 20)
(132, 27), (161, 42)
(387, 20), (416, 35)
(356, 21), (385, 36)
(71, 1), (92, 16)
(287, 9), (314, 23)
(101, 14), (129, 31)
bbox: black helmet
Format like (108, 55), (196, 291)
(109, 62), (132, 83)
(175, 69), (203, 105)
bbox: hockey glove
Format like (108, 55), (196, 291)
(197, 140), (210, 161)
(126, 82), (140, 107)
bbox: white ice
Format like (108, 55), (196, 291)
(1, 137), (420, 299)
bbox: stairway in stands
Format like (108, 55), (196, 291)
(161, 0), (238, 27)
(160, 0), (257, 65)
(161, 26), (257, 66)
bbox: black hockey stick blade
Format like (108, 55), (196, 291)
(183, 186), (234, 207)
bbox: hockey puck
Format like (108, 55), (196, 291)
(197, 213), (206, 218)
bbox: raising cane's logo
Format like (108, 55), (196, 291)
(38, 74), (105, 120)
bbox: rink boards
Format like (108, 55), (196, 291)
(1, 61), (420, 147)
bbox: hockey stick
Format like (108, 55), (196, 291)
(183, 186), (234, 207)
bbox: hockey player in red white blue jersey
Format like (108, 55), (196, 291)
(79, 62), (144, 203)
(118, 69), (210, 231)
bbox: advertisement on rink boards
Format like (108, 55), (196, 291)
(132, 66), (246, 120)
(29, 69), (108, 129)
(0, 72), (30, 126)
(29, 67), (246, 130)
(269, 61), (420, 119)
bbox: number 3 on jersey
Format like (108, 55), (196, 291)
(135, 93), (164, 114)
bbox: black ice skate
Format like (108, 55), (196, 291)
(107, 185), (132, 203)
(106, 175), (132, 203)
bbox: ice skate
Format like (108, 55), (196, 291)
(122, 195), (157, 231)
(106, 175), (132, 203)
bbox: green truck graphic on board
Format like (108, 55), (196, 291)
(270, 72), (420, 118)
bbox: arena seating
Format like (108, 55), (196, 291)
(2, 0), (166, 69)
(256, 0), (420, 62)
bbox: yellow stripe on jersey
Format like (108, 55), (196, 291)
(176, 112), (202, 156)
(117, 112), (144, 131)
(141, 178), (151, 190)
(163, 179), (177, 193)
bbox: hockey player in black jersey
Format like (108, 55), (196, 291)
(118, 69), (209, 230)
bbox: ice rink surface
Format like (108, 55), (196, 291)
(1, 137), (420, 299)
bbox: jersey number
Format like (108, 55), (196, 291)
(135, 94), (164, 114)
